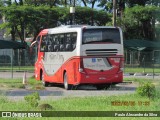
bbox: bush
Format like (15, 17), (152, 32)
(38, 104), (53, 111)
(136, 82), (156, 99)
(24, 92), (40, 107)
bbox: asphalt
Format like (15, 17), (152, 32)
(0, 71), (159, 101)
(0, 71), (34, 79)
(1, 83), (136, 101)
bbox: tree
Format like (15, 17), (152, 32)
(0, 5), (111, 41)
(24, 0), (58, 7)
(23, 0), (80, 7)
(126, 0), (150, 7)
(81, 0), (88, 7)
(122, 5), (159, 40)
(75, 7), (110, 25)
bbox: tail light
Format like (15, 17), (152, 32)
(120, 58), (124, 71)
(79, 58), (85, 73)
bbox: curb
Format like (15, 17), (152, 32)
(124, 73), (160, 76)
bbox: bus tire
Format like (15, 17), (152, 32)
(63, 72), (72, 90)
(41, 72), (49, 87)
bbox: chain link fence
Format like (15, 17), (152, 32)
(0, 48), (36, 78)
(124, 50), (160, 74)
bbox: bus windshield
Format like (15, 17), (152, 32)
(82, 28), (121, 44)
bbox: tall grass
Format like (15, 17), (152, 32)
(0, 93), (160, 120)
(0, 78), (42, 90)
(0, 93), (159, 111)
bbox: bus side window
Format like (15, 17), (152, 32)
(40, 35), (47, 52)
(59, 34), (65, 51)
(66, 33), (71, 51)
(71, 33), (77, 50)
(50, 35), (55, 52)
(47, 35), (52, 52)
(54, 35), (59, 52)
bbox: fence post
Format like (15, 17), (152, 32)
(11, 49), (13, 79)
(152, 58), (155, 79)
(142, 55), (145, 73)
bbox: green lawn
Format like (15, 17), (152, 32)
(0, 93), (160, 120)
(124, 67), (160, 73)
(0, 66), (34, 72)
(0, 77), (159, 120)
(1, 93), (159, 111)
(0, 78), (44, 90)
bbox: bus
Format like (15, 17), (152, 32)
(34, 25), (124, 90)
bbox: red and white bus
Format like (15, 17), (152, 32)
(34, 25), (124, 90)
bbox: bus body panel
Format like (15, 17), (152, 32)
(37, 56), (123, 85)
(35, 29), (48, 80)
(37, 59), (123, 85)
(34, 25), (124, 87)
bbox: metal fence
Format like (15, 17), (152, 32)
(0, 46), (37, 65)
(124, 50), (160, 74)
(0, 48), (36, 78)
(0, 48), (160, 78)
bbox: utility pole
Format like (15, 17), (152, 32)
(73, 0), (75, 25)
(113, 0), (116, 26)
(70, 0), (75, 25)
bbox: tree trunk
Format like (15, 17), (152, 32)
(81, 0), (87, 7)
(11, 26), (18, 66)
(91, 0), (96, 8)
(151, 17), (155, 40)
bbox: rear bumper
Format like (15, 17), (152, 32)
(74, 72), (123, 85)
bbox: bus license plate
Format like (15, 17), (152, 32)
(99, 77), (106, 80)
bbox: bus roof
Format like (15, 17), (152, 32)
(54, 25), (119, 29)
(38, 29), (48, 35)
(46, 25), (120, 34)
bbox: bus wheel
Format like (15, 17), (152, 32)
(63, 72), (72, 90)
(41, 72), (49, 87)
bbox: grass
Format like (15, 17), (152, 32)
(0, 66), (34, 72)
(124, 67), (160, 73)
(124, 77), (160, 84)
(0, 77), (160, 119)
(0, 93), (160, 111)
(47, 94), (160, 111)
(124, 77), (153, 82)
(0, 78), (44, 90)
(0, 93), (160, 120)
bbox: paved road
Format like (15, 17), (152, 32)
(0, 72), (34, 79)
(0, 71), (148, 101)
(0, 82), (137, 101)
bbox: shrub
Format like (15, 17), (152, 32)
(24, 92), (40, 107)
(38, 104), (53, 111)
(136, 82), (156, 99)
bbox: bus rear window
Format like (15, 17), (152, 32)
(82, 28), (121, 44)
